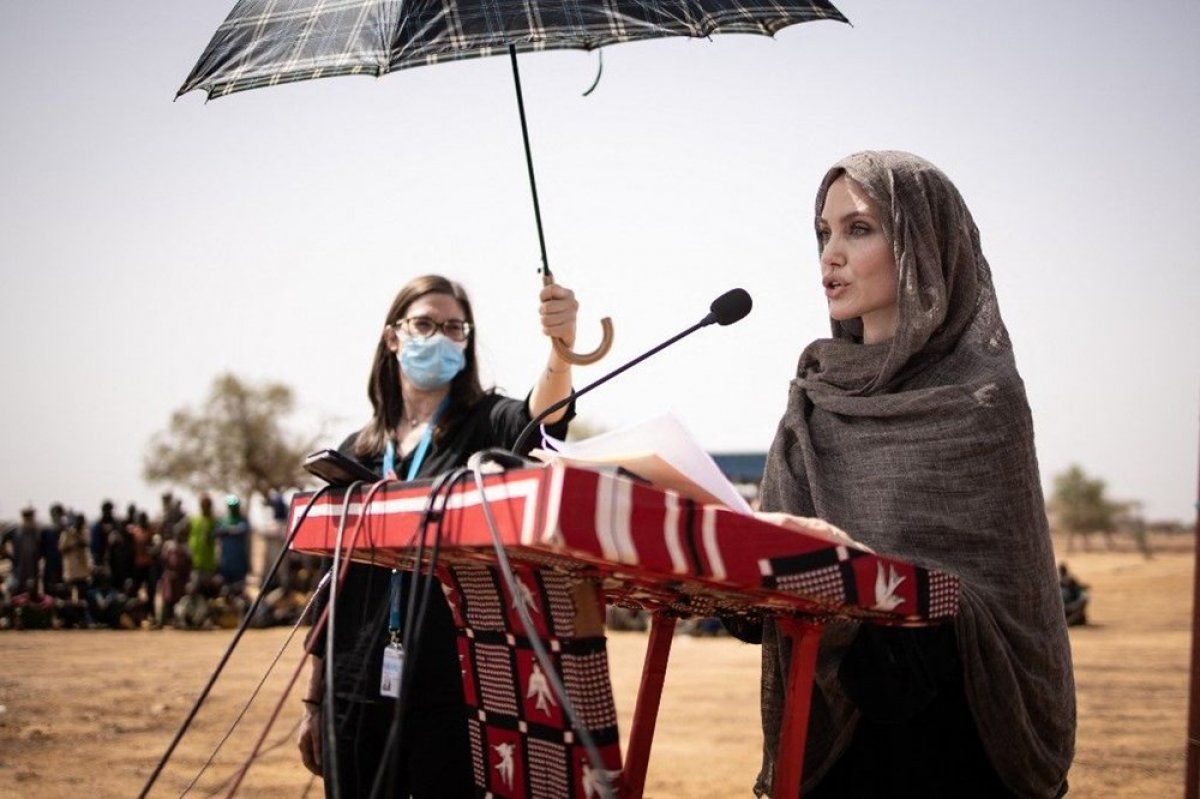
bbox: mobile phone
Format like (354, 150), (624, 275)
(304, 449), (380, 487)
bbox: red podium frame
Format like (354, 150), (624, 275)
(290, 464), (958, 797)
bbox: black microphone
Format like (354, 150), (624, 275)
(510, 288), (754, 455)
(701, 287), (753, 327)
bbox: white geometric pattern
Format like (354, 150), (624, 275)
(476, 643), (519, 716)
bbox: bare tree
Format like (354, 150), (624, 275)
(143, 373), (320, 506)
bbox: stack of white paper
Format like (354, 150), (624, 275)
(530, 412), (753, 515)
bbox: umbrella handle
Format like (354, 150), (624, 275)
(543, 275), (613, 365)
(553, 319), (613, 365)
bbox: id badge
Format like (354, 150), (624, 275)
(380, 643), (404, 699)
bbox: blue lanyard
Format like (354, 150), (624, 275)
(381, 395), (450, 481)
(388, 570), (403, 636)
(385, 395), (450, 633)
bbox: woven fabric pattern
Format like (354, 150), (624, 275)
(441, 563), (621, 797)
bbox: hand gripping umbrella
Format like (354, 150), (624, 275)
(179, 0), (846, 364)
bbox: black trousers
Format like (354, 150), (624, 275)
(807, 625), (1013, 798)
(323, 698), (474, 799)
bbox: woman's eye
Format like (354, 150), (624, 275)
(816, 228), (831, 242)
(850, 222), (872, 236)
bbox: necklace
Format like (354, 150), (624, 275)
(402, 389), (449, 429)
(403, 402), (437, 428)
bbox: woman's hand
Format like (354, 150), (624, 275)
(297, 656), (325, 776)
(539, 282), (578, 348)
(297, 701), (322, 776)
(530, 282), (578, 425)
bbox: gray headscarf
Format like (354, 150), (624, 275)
(755, 151), (1075, 797)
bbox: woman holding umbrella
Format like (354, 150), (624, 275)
(732, 152), (1075, 796)
(297, 274), (580, 797)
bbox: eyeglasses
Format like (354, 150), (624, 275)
(394, 316), (472, 342)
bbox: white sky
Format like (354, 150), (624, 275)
(1, 2), (1197, 524)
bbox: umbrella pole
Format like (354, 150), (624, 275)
(508, 44), (552, 279)
(506, 44), (615, 366)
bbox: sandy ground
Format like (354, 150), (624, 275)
(0, 537), (1193, 798)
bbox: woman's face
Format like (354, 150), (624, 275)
(816, 175), (899, 344)
(383, 292), (469, 354)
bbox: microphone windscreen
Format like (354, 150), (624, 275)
(710, 288), (753, 326)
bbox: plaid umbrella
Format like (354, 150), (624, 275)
(179, 1), (847, 97)
(178, 0), (849, 363)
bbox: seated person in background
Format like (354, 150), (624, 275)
(175, 573), (213, 630)
(11, 590), (56, 630)
(86, 567), (126, 629)
(1059, 562), (1089, 627)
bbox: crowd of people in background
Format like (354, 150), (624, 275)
(3, 486), (1095, 635)
(0, 490), (320, 631)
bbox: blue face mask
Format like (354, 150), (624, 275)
(398, 333), (466, 390)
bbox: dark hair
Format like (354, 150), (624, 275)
(354, 275), (485, 460)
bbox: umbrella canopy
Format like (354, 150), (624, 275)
(177, 0), (849, 364)
(179, 0), (847, 99)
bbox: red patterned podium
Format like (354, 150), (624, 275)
(290, 463), (959, 798)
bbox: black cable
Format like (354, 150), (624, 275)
(368, 467), (469, 799)
(181, 581), (327, 797)
(469, 450), (613, 797)
(322, 480), (367, 799)
(319, 485), (429, 799)
(200, 720), (304, 799)
(322, 475), (395, 794)
(405, 470), (468, 676)
(337, 519), (389, 708)
(139, 485), (332, 799)
(206, 478), (389, 798)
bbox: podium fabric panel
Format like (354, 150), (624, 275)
(439, 562), (622, 798)
(289, 464), (960, 627)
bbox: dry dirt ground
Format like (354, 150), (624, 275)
(0, 537), (1193, 798)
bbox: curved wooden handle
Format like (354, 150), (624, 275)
(552, 317), (614, 365)
(542, 274), (614, 365)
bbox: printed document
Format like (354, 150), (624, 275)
(531, 412), (753, 515)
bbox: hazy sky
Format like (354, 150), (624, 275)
(1, 2), (1197, 524)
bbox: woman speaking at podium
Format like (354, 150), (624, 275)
(739, 152), (1075, 797)
(296, 274), (578, 797)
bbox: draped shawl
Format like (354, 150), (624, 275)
(755, 151), (1075, 797)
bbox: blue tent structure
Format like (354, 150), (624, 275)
(710, 452), (768, 492)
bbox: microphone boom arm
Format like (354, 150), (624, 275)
(511, 287), (751, 455)
(512, 318), (708, 455)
